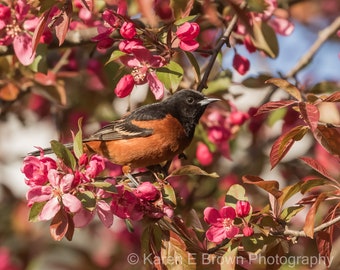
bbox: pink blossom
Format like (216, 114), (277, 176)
(120, 21), (137, 39)
(236, 200), (251, 217)
(27, 169), (82, 221)
(268, 17), (294, 36)
(115, 74), (135, 98)
(116, 46), (166, 99)
(204, 206), (239, 243)
(244, 35), (256, 53)
(0, 247), (19, 270)
(232, 53), (250, 75)
(0, 0), (38, 65)
(85, 154), (106, 178)
(196, 142), (213, 166)
(153, 0), (173, 20)
(229, 111), (249, 126)
(134, 182), (160, 201)
(243, 226), (254, 236)
(119, 38), (143, 53)
(176, 22), (200, 51)
(22, 154), (57, 186)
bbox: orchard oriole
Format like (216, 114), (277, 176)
(29, 89), (219, 181)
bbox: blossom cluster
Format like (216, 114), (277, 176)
(204, 200), (253, 244)
(196, 102), (249, 166)
(22, 150), (172, 236)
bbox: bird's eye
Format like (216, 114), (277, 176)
(187, 97), (194, 104)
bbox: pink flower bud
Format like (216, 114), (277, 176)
(120, 21), (137, 39)
(114, 74), (135, 98)
(242, 226), (254, 236)
(135, 182), (160, 201)
(236, 200), (251, 217)
(196, 142), (213, 166)
(230, 111), (249, 126)
(232, 53), (250, 75)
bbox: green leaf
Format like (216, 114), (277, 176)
(277, 182), (303, 208)
(225, 184), (248, 208)
(204, 76), (232, 95)
(77, 190), (96, 211)
(162, 184), (177, 207)
(279, 205), (304, 222)
(156, 61), (183, 92)
(29, 202), (46, 222)
(91, 181), (117, 193)
(50, 140), (76, 170)
(220, 247), (238, 270)
(29, 44), (48, 73)
(266, 78), (302, 101)
(170, 0), (194, 19)
(242, 175), (282, 199)
(301, 179), (328, 194)
(174, 15), (198, 25)
(106, 50), (126, 65)
(167, 165), (219, 179)
(251, 20), (279, 59)
(184, 51), (200, 83)
(246, 0), (268, 13)
(73, 118), (83, 159)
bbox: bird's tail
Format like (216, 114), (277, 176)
(28, 143), (74, 156)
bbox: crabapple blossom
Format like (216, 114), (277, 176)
(236, 200), (251, 217)
(242, 226), (254, 237)
(232, 53), (250, 75)
(176, 22), (200, 51)
(196, 142), (213, 166)
(204, 206), (240, 243)
(120, 21), (137, 39)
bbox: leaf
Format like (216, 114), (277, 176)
(184, 51), (200, 83)
(316, 231), (332, 267)
(174, 15), (199, 25)
(170, 0), (194, 19)
(29, 44), (48, 73)
(303, 193), (327, 238)
(50, 208), (74, 241)
(80, 0), (93, 11)
(50, 140), (76, 170)
(277, 182), (303, 208)
(106, 50), (126, 65)
(0, 82), (20, 101)
(251, 20), (279, 59)
(162, 184), (177, 207)
(225, 184), (248, 208)
(156, 61), (183, 92)
(300, 157), (339, 184)
(241, 74), (272, 88)
(77, 190), (96, 211)
(51, 2), (73, 46)
(242, 175), (282, 199)
(73, 118), (83, 159)
(323, 91), (340, 102)
(266, 78), (302, 101)
(220, 247), (237, 270)
(301, 179), (328, 194)
(313, 125), (340, 157)
(256, 100), (295, 115)
(279, 205), (304, 222)
(270, 125), (308, 168)
(298, 102), (320, 131)
(247, 0), (268, 12)
(167, 165), (219, 178)
(31, 9), (51, 55)
(91, 181), (117, 193)
(29, 202), (46, 222)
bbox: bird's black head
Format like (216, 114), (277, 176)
(164, 89), (220, 138)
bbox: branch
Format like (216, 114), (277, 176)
(286, 16), (340, 79)
(283, 215), (340, 237)
(196, 11), (240, 92)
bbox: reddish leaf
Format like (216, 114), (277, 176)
(266, 78), (302, 101)
(300, 156), (338, 184)
(323, 91), (340, 102)
(256, 100), (295, 115)
(316, 231), (332, 266)
(270, 125), (308, 168)
(51, 2), (73, 46)
(80, 0), (93, 11)
(299, 102), (320, 131)
(0, 82), (20, 101)
(313, 125), (340, 157)
(50, 208), (74, 241)
(31, 9), (51, 55)
(303, 193), (327, 238)
(242, 175), (282, 199)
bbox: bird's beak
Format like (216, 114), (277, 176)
(198, 97), (220, 106)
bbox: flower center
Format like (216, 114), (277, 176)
(222, 218), (233, 230)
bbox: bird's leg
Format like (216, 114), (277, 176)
(122, 165), (140, 187)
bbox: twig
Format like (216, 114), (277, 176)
(283, 215), (340, 237)
(196, 13), (239, 92)
(286, 16), (340, 79)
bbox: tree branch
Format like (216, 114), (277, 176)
(283, 215), (340, 237)
(286, 16), (340, 79)
(196, 11), (240, 92)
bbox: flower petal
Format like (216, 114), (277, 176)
(205, 226), (227, 244)
(97, 200), (114, 228)
(13, 33), (35, 66)
(225, 225), (239, 239)
(146, 72), (164, 100)
(115, 74), (135, 98)
(26, 185), (53, 203)
(62, 193), (82, 213)
(39, 197), (60, 221)
(219, 206), (236, 220)
(203, 207), (221, 225)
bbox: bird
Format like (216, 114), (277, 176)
(29, 89), (219, 183)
